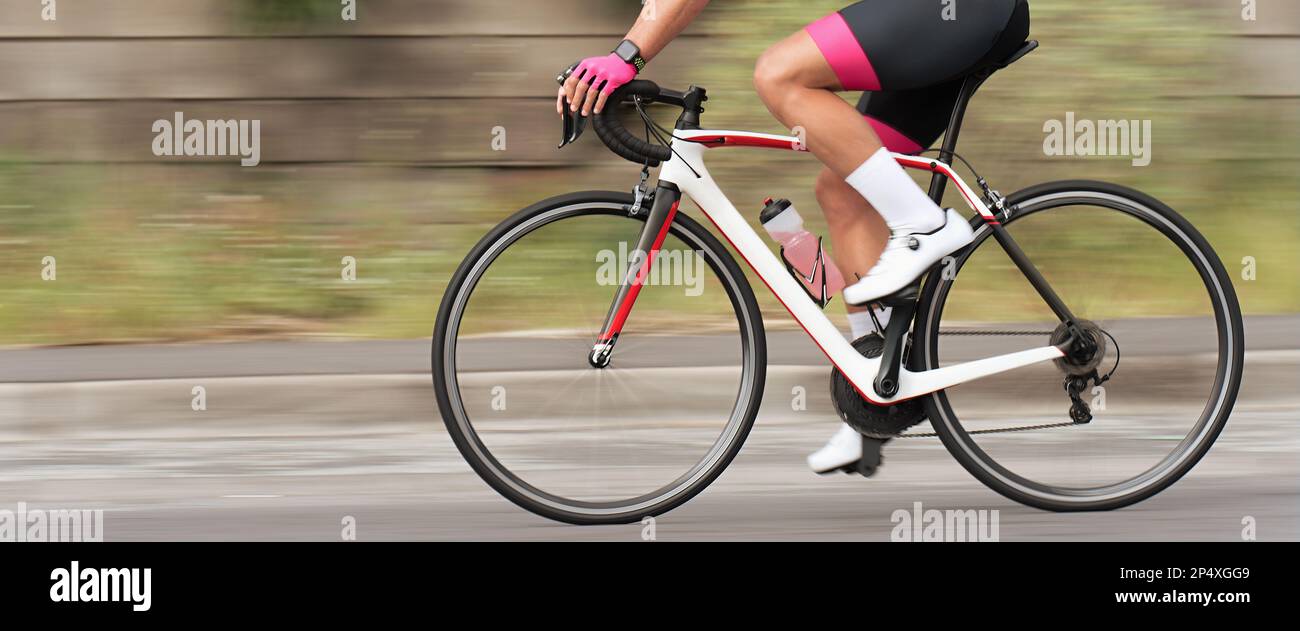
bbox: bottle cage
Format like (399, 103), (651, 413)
(779, 235), (833, 309)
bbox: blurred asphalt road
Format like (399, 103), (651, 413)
(0, 315), (1296, 541)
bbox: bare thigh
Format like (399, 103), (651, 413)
(755, 29), (844, 93)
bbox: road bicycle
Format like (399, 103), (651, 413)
(434, 41), (1244, 525)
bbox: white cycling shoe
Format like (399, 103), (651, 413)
(843, 207), (974, 306)
(807, 423), (864, 474)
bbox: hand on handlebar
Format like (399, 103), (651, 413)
(556, 54), (638, 117)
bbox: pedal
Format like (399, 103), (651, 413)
(876, 283), (920, 308)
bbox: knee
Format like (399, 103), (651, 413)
(753, 46), (795, 108)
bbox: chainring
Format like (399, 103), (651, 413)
(830, 334), (927, 438)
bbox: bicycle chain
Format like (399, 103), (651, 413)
(937, 329), (1053, 336)
(895, 420), (1078, 439)
(897, 328), (1078, 437)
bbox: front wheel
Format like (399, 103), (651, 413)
(434, 191), (767, 525)
(915, 180), (1244, 511)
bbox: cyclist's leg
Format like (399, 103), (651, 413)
(762, 0), (1029, 473)
(754, 29), (961, 314)
(815, 88), (966, 306)
(752, 30), (882, 176)
(754, 0), (1025, 171)
(755, 0), (1029, 307)
(754, 34), (894, 289)
(754, 31), (924, 314)
(815, 168), (894, 351)
(757, 36), (898, 474)
(814, 168), (882, 285)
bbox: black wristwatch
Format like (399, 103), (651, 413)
(613, 39), (647, 73)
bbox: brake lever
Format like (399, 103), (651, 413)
(559, 97), (588, 149)
(557, 62), (588, 149)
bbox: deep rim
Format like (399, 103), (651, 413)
(918, 185), (1241, 507)
(436, 197), (764, 521)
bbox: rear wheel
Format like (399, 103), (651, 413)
(434, 191), (766, 524)
(915, 181), (1244, 511)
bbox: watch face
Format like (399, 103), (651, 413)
(614, 40), (639, 62)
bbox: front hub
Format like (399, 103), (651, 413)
(588, 334), (618, 368)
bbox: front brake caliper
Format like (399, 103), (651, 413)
(629, 166), (650, 216)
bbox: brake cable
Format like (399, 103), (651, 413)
(917, 148), (985, 181)
(625, 119), (653, 216)
(632, 96), (700, 178)
(915, 148), (1013, 219)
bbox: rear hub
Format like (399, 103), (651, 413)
(1050, 319), (1107, 376)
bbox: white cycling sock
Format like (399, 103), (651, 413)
(847, 306), (891, 339)
(845, 148), (945, 234)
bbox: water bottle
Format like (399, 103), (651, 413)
(760, 197), (845, 307)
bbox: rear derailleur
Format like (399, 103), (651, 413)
(1064, 369), (1108, 424)
(1052, 319), (1113, 424)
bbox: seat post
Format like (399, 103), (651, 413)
(925, 73), (987, 204)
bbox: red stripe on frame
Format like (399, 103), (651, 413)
(894, 156), (997, 220)
(692, 135), (806, 151)
(599, 200), (681, 341)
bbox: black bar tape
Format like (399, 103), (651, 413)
(592, 81), (673, 166)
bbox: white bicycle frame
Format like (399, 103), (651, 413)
(655, 128), (1065, 405)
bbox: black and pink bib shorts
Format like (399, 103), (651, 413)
(806, 0), (1031, 153)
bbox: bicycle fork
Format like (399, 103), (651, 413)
(589, 183), (682, 368)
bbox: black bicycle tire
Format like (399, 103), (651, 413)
(915, 180), (1244, 512)
(433, 190), (767, 525)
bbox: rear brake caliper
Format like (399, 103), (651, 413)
(977, 177), (1011, 221)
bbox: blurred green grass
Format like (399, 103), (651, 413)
(0, 0), (1295, 345)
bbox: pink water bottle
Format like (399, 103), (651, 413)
(760, 197), (845, 307)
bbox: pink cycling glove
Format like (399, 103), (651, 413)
(573, 53), (638, 96)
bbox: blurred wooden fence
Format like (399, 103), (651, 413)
(0, 0), (1294, 168)
(0, 0), (711, 166)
